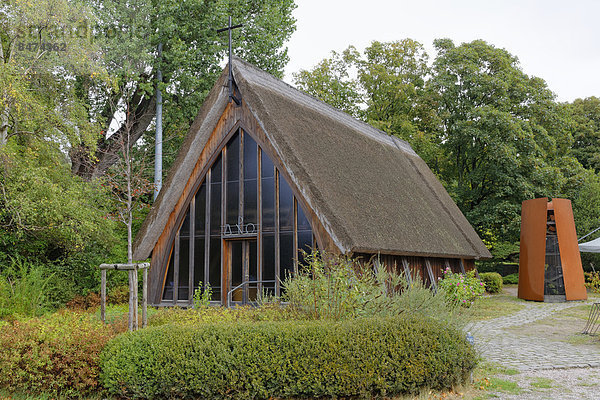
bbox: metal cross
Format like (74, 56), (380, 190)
(217, 16), (243, 105)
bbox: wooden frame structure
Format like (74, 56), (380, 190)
(154, 127), (317, 306)
(133, 58), (491, 307)
(99, 263), (149, 331)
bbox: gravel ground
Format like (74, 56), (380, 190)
(475, 287), (600, 399)
(491, 366), (600, 400)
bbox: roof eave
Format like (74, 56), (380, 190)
(350, 246), (492, 260)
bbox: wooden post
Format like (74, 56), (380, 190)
(142, 267), (148, 328)
(425, 258), (437, 292)
(100, 269), (106, 323)
(128, 270), (134, 331)
(401, 257), (412, 283)
(133, 267), (139, 331)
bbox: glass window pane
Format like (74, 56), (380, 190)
(231, 241), (243, 301)
(162, 252), (174, 301)
(297, 201), (311, 231)
(211, 154), (222, 183)
(298, 230), (313, 268)
(261, 149), (274, 178)
(279, 173), (294, 232)
(244, 177), (257, 224)
(210, 180), (221, 236)
(178, 237), (189, 300)
(180, 209), (190, 237)
(195, 183), (206, 236)
(244, 133), (258, 180)
(226, 181), (239, 225)
(193, 236), (205, 292)
(262, 234), (275, 295)
(280, 232), (294, 280)
(249, 241), (258, 301)
(209, 237), (221, 301)
(262, 175), (275, 231)
(226, 131), (240, 182)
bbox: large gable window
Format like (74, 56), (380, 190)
(161, 129), (315, 305)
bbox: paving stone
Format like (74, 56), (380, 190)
(467, 299), (600, 371)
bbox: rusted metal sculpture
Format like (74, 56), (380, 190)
(518, 198), (587, 302)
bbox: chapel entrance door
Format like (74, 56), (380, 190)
(227, 239), (258, 306)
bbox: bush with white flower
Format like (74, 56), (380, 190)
(437, 267), (485, 307)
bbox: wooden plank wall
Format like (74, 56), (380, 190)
(355, 253), (476, 288)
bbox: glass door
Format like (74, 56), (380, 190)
(228, 239), (257, 305)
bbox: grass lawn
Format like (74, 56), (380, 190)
(463, 287), (527, 321)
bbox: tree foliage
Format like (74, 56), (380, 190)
(429, 39), (571, 241)
(0, 139), (117, 262)
(0, 0), (115, 262)
(570, 96), (600, 172)
(0, 0), (297, 305)
(295, 38), (600, 263)
(71, 0), (297, 179)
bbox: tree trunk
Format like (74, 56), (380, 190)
(0, 97), (8, 148)
(70, 92), (156, 180)
(0, 35), (12, 147)
(126, 127), (134, 264)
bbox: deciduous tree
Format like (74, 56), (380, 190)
(70, 0), (297, 179)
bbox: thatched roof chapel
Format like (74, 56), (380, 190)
(134, 57), (490, 306)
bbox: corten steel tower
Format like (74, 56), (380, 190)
(518, 198), (587, 302)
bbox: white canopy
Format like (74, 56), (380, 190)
(579, 236), (600, 253)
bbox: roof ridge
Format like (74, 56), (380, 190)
(232, 57), (417, 156)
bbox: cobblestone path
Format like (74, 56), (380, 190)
(468, 301), (600, 371)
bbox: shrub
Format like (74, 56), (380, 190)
(503, 273), (519, 285)
(585, 271), (600, 293)
(437, 268), (485, 307)
(66, 292), (101, 310)
(281, 251), (458, 323)
(479, 272), (503, 294)
(108, 284), (130, 305)
(101, 316), (477, 399)
(0, 310), (123, 397)
(0, 257), (53, 319)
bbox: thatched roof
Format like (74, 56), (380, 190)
(133, 57), (491, 261)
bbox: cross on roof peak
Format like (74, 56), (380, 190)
(217, 16), (243, 105)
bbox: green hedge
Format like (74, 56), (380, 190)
(479, 272), (503, 293)
(503, 273), (519, 285)
(101, 316), (476, 399)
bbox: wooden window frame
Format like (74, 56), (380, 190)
(159, 125), (317, 305)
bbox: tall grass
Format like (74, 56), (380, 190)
(281, 251), (462, 326)
(0, 257), (53, 319)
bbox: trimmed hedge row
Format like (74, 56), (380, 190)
(101, 316), (476, 399)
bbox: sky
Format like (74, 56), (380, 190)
(283, 0), (600, 102)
